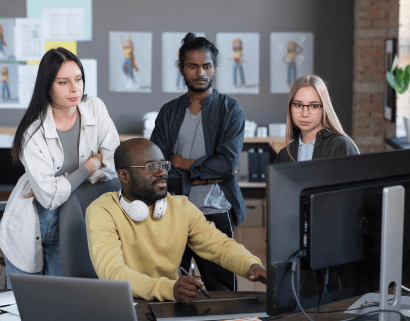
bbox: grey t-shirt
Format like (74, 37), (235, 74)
(55, 114), (91, 192)
(173, 108), (231, 215)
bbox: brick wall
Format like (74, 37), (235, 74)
(352, 0), (399, 153)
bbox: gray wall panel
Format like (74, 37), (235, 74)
(0, 0), (354, 135)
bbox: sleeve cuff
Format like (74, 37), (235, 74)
(66, 165), (92, 192)
(241, 257), (263, 278)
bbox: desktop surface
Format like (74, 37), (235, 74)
(0, 290), (370, 320)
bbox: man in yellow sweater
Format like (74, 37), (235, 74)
(86, 138), (266, 302)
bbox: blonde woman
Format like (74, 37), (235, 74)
(231, 38), (245, 87)
(274, 75), (359, 163)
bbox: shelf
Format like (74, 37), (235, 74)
(244, 136), (285, 144)
(120, 135), (287, 153)
(0, 126), (17, 136)
(244, 136), (286, 153)
(119, 135), (145, 142)
(238, 182), (266, 188)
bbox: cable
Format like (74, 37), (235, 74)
(342, 309), (409, 321)
(313, 268), (329, 321)
(291, 252), (314, 321)
(402, 285), (410, 292)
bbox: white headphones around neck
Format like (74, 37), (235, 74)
(118, 189), (167, 221)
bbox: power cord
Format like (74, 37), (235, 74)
(285, 250), (410, 321)
(402, 285), (410, 293)
(343, 309), (409, 321)
(313, 267), (329, 321)
(290, 251), (313, 321)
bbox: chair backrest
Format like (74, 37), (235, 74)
(59, 178), (121, 278)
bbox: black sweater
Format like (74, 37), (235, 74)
(274, 129), (358, 163)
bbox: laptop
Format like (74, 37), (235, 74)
(9, 274), (138, 321)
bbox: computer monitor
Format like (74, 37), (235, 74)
(0, 148), (24, 185)
(266, 149), (410, 316)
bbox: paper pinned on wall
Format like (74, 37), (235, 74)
(26, 0), (92, 41)
(0, 63), (39, 109)
(161, 32), (206, 94)
(109, 31), (152, 93)
(14, 18), (45, 61)
(45, 41), (77, 55)
(42, 8), (85, 41)
(19, 64), (39, 107)
(0, 62), (21, 108)
(216, 32), (260, 95)
(80, 59), (97, 98)
(0, 18), (16, 61)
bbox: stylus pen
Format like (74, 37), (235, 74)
(179, 267), (212, 299)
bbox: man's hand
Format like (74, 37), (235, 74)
(170, 154), (196, 172)
(173, 275), (205, 303)
(246, 264), (267, 284)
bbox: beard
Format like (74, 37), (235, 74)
(129, 176), (167, 205)
(185, 75), (214, 93)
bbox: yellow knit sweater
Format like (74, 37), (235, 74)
(85, 192), (262, 301)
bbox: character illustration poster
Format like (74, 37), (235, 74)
(162, 32), (206, 94)
(109, 31), (152, 93)
(0, 63), (19, 105)
(216, 33), (260, 94)
(270, 32), (313, 93)
(0, 18), (16, 60)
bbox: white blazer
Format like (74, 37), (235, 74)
(0, 96), (120, 273)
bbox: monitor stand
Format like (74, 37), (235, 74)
(346, 185), (405, 321)
(379, 185), (405, 321)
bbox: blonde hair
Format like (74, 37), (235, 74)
(232, 38), (243, 51)
(285, 75), (359, 159)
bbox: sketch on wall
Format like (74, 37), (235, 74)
(0, 63), (19, 106)
(162, 32), (206, 94)
(216, 33), (259, 94)
(0, 18), (16, 60)
(270, 32), (314, 93)
(109, 31), (152, 93)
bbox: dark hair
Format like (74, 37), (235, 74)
(178, 32), (219, 67)
(11, 47), (86, 161)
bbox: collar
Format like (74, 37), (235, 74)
(298, 135), (316, 146)
(319, 128), (336, 138)
(119, 189), (132, 204)
(43, 99), (97, 139)
(181, 89), (219, 107)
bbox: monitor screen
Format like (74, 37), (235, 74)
(0, 148), (24, 185)
(266, 149), (410, 316)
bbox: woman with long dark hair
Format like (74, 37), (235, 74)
(0, 48), (120, 288)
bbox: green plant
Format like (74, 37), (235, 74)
(386, 56), (410, 94)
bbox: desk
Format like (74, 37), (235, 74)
(133, 291), (360, 321)
(385, 136), (410, 150)
(0, 289), (368, 320)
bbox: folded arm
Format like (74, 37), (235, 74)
(87, 98), (120, 183)
(189, 104), (245, 181)
(21, 136), (71, 210)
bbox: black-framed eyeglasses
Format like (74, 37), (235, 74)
(121, 161), (171, 174)
(290, 103), (323, 115)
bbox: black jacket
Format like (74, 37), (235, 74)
(150, 90), (247, 224)
(274, 129), (358, 163)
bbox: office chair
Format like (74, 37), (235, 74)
(59, 178), (121, 278)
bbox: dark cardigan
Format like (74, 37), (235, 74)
(274, 129), (358, 163)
